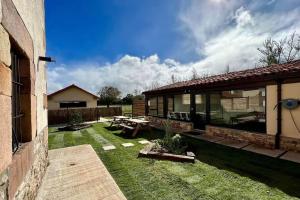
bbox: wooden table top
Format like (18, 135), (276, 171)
(126, 118), (150, 124)
(114, 116), (129, 119)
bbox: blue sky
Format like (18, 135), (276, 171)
(46, 0), (300, 95)
(46, 0), (197, 64)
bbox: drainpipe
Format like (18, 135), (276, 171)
(275, 80), (282, 149)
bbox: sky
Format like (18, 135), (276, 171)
(46, 0), (300, 96)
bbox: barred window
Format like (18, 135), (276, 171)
(11, 51), (23, 153)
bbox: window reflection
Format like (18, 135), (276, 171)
(157, 96), (164, 117)
(210, 88), (266, 133)
(148, 97), (157, 116)
(195, 94), (206, 129)
(167, 94), (191, 121)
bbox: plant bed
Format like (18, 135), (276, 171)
(58, 111), (91, 131)
(58, 123), (91, 131)
(138, 143), (195, 163)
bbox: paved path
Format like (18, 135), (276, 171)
(36, 145), (127, 200)
(182, 133), (300, 164)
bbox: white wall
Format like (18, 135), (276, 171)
(267, 83), (300, 139)
(48, 87), (98, 110)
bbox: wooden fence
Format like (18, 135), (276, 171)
(48, 107), (122, 125)
(132, 99), (145, 117)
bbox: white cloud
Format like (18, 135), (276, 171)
(234, 6), (254, 27)
(178, 0), (300, 71)
(47, 55), (207, 96)
(48, 0), (300, 96)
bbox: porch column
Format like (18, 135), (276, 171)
(190, 92), (196, 123)
(206, 93), (211, 124)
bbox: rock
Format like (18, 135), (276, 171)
(186, 151), (195, 157)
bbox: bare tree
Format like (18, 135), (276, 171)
(190, 68), (198, 80)
(283, 32), (300, 62)
(225, 65), (230, 73)
(258, 32), (300, 66)
(143, 81), (161, 91)
(171, 74), (176, 83)
(170, 74), (182, 84)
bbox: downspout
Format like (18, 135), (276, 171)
(275, 80), (282, 149)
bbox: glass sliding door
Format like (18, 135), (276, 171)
(194, 94), (207, 129)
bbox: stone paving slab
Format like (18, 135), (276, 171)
(138, 140), (150, 145)
(280, 151), (300, 164)
(103, 145), (116, 151)
(193, 134), (224, 143)
(36, 145), (126, 200)
(215, 139), (249, 149)
(121, 143), (134, 147)
(243, 144), (286, 158)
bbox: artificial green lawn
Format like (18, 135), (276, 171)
(48, 123), (300, 200)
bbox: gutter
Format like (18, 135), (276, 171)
(275, 79), (282, 149)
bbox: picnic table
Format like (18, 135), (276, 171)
(120, 118), (151, 137)
(110, 116), (130, 127)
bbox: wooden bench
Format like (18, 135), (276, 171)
(120, 124), (135, 130)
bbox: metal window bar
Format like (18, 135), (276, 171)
(11, 52), (23, 153)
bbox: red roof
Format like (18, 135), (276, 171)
(143, 60), (300, 94)
(48, 84), (99, 99)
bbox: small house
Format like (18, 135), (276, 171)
(48, 84), (99, 110)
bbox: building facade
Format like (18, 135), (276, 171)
(143, 61), (300, 152)
(48, 84), (99, 110)
(0, 0), (48, 199)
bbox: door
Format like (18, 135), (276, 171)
(193, 94), (207, 129)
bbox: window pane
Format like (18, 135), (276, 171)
(60, 101), (87, 108)
(157, 96), (164, 117)
(194, 94), (207, 129)
(210, 88), (266, 133)
(149, 97), (157, 116)
(171, 94), (191, 121)
(167, 97), (174, 113)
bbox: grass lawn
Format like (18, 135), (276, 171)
(48, 123), (300, 200)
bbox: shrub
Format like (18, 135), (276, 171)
(68, 111), (83, 126)
(153, 120), (187, 155)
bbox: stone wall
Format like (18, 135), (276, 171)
(145, 116), (193, 133)
(12, 0), (48, 134)
(0, 0), (48, 199)
(206, 125), (300, 152)
(280, 136), (300, 153)
(13, 127), (48, 200)
(0, 170), (9, 200)
(206, 125), (275, 148)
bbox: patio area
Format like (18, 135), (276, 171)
(36, 144), (126, 200)
(45, 122), (300, 200)
(181, 132), (300, 163)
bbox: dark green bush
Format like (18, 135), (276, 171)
(68, 112), (83, 125)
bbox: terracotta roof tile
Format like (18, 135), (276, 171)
(143, 60), (300, 94)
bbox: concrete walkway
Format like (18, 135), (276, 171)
(36, 145), (127, 200)
(182, 133), (300, 164)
